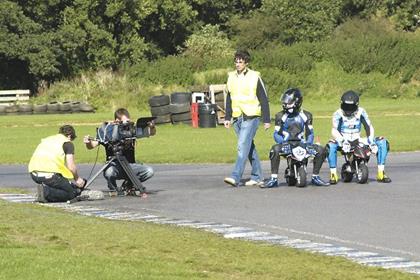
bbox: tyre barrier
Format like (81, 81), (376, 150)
(169, 103), (191, 114)
(170, 92), (191, 104)
(150, 104), (170, 116)
(154, 114), (172, 124)
(0, 101), (94, 116)
(149, 95), (170, 107)
(171, 112), (192, 123)
(33, 104), (47, 114)
(18, 104), (33, 115)
(148, 95), (173, 125)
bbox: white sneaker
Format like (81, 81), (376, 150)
(245, 179), (264, 186)
(224, 177), (238, 187)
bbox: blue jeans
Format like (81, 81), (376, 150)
(103, 161), (154, 190)
(231, 116), (263, 183)
(327, 137), (389, 168)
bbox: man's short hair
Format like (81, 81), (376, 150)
(114, 108), (130, 120)
(59, 125), (76, 140)
(234, 49), (251, 63)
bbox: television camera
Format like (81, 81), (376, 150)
(84, 117), (156, 196)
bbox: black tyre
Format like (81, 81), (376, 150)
(150, 105), (170, 116)
(169, 103), (191, 114)
(170, 92), (191, 104)
(71, 101), (81, 112)
(5, 105), (19, 114)
(33, 104), (47, 113)
(18, 104), (33, 112)
(155, 114), (171, 124)
(356, 162), (369, 184)
(285, 168), (296, 186)
(47, 101), (60, 112)
(80, 103), (94, 112)
(59, 101), (72, 112)
(149, 95), (170, 107)
(341, 163), (353, 182)
(296, 166), (307, 187)
(171, 112), (191, 122)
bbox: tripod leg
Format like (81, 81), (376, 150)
(116, 154), (146, 194)
(85, 157), (116, 189)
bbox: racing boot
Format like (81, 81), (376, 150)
(329, 172), (339, 185)
(311, 175), (330, 186)
(261, 177), (278, 188)
(377, 171), (392, 183)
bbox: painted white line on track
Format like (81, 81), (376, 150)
(224, 231), (273, 239)
(1, 194), (420, 276)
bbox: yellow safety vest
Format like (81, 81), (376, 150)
(28, 134), (73, 179)
(226, 69), (261, 118)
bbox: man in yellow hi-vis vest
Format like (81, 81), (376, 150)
(29, 125), (86, 202)
(224, 50), (271, 187)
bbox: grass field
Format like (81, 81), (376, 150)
(0, 199), (418, 280)
(0, 98), (419, 164)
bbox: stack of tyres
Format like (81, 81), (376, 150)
(170, 92), (192, 125)
(149, 95), (171, 124)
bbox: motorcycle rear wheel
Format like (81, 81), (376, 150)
(356, 162), (369, 184)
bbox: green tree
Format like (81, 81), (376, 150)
(0, 1), (59, 90)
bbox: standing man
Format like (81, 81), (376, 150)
(29, 125), (86, 203)
(224, 50), (271, 187)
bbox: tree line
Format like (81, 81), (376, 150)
(0, 0), (419, 92)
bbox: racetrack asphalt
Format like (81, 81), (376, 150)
(1, 151), (419, 261)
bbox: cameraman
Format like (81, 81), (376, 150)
(84, 108), (155, 192)
(29, 125), (86, 203)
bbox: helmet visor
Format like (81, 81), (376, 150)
(282, 94), (295, 109)
(341, 103), (358, 116)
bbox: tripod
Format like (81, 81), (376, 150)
(85, 152), (146, 194)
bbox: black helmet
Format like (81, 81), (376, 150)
(281, 88), (303, 114)
(340, 90), (359, 116)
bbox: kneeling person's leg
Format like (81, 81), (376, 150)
(130, 163), (154, 182)
(43, 174), (78, 202)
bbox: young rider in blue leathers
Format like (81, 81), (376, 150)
(327, 90), (391, 184)
(263, 88), (330, 188)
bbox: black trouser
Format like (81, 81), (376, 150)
(269, 143), (327, 175)
(31, 173), (79, 202)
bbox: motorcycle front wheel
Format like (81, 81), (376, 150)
(356, 162), (369, 184)
(296, 166), (307, 187)
(341, 163), (353, 183)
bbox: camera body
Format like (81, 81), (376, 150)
(97, 121), (135, 144)
(96, 117), (155, 144)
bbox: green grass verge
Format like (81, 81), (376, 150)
(1, 98), (419, 164)
(0, 200), (418, 280)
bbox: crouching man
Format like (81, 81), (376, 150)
(29, 125), (86, 203)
